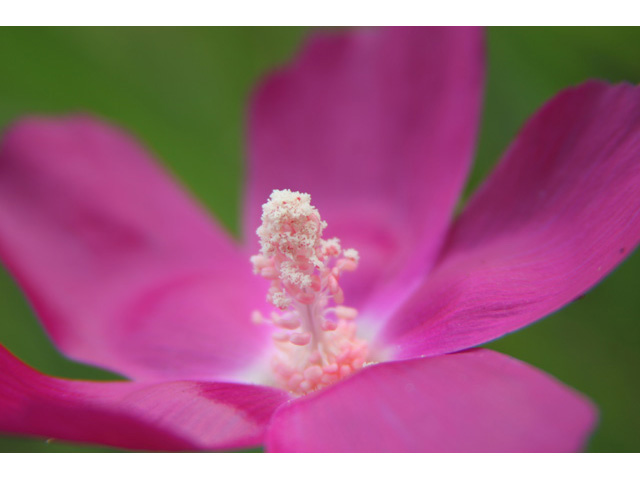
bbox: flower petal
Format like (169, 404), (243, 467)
(0, 116), (269, 381)
(382, 81), (640, 357)
(0, 345), (289, 451)
(266, 349), (596, 452)
(246, 27), (484, 313)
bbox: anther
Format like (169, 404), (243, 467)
(290, 332), (311, 346)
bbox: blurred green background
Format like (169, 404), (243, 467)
(0, 27), (639, 452)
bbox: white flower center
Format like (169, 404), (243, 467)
(251, 189), (368, 395)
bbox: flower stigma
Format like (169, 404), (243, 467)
(251, 189), (368, 395)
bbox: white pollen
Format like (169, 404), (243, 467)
(271, 292), (291, 310)
(280, 261), (313, 289)
(343, 248), (360, 263)
(256, 189), (326, 269)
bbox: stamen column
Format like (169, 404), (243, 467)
(251, 189), (368, 395)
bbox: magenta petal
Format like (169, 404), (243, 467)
(383, 81), (640, 357)
(0, 345), (289, 451)
(0, 116), (269, 381)
(266, 349), (596, 452)
(247, 27), (484, 311)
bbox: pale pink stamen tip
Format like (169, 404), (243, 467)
(272, 331), (290, 342)
(274, 315), (301, 330)
(340, 365), (352, 377)
(336, 258), (357, 272)
(288, 374), (304, 390)
(335, 306), (358, 321)
(324, 364), (339, 374)
(321, 319), (338, 331)
(290, 332), (311, 346)
(300, 380), (312, 392)
(304, 366), (323, 381)
(261, 267), (278, 279)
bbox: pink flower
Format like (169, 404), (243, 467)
(1, 27), (639, 452)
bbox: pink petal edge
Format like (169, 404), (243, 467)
(0, 344), (289, 451)
(0, 116), (270, 382)
(266, 348), (597, 452)
(382, 81), (640, 358)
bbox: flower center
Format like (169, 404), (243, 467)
(251, 189), (368, 395)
